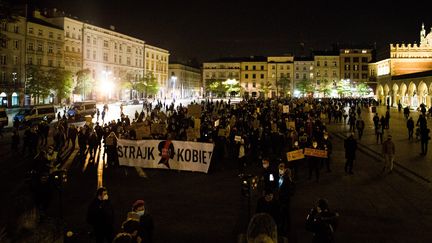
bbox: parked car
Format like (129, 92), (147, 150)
(67, 100), (97, 119)
(0, 107), (8, 127)
(13, 105), (56, 125)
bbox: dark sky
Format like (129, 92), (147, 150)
(35, 0), (432, 62)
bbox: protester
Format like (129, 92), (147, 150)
(382, 134), (395, 174)
(344, 132), (357, 175)
(305, 198), (339, 243)
(86, 187), (114, 243)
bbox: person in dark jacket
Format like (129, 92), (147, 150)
(128, 199), (154, 243)
(322, 133), (332, 172)
(407, 117), (415, 141)
(344, 132), (357, 174)
(256, 189), (280, 224)
(420, 128), (430, 156)
(305, 198), (339, 243)
(86, 187), (114, 243)
(275, 162), (295, 236)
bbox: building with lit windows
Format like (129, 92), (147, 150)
(202, 58), (241, 97)
(81, 23), (145, 101)
(144, 44), (169, 98)
(267, 56), (294, 98)
(313, 51), (340, 96)
(293, 56), (314, 96)
(46, 13), (83, 76)
(168, 63), (202, 99)
(339, 48), (373, 85)
(240, 56), (267, 98)
(372, 23), (432, 108)
(0, 16), (26, 107)
(26, 11), (65, 104)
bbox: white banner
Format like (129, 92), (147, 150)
(117, 139), (214, 173)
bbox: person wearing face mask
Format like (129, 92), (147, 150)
(307, 140), (322, 182)
(260, 158), (276, 193)
(275, 162), (295, 237)
(86, 187), (114, 243)
(322, 133), (333, 173)
(129, 199), (154, 243)
(288, 140), (302, 181)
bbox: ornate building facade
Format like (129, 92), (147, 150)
(373, 24), (432, 108)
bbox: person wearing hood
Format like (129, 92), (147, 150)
(128, 200), (154, 243)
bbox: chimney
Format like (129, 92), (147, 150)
(110, 25), (115, 31)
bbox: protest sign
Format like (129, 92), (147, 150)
(188, 104), (202, 117)
(283, 105), (289, 113)
(117, 139), (214, 173)
(287, 149), (305, 161)
(304, 148), (328, 158)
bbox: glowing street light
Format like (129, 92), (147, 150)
(171, 76), (177, 99)
(100, 70), (113, 100)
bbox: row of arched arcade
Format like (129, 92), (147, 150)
(376, 78), (432, 109)
(0, 92), (21, 107)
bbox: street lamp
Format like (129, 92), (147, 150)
(171, 76), (177, 99)
(100, 70), (113, 101)
(224, 78), (238, 97)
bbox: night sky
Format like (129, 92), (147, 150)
(35, 0), (432, 62)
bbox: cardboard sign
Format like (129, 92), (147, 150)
(304, 148), (328, 158)
(218, 128), (226, 137)
(286, 121), (295, 129)
(187, 128), (200, 141)
(214, 119), (220, 127)
(188, 104), (202, 118)
(253, 119), (260, 129)
(234, 135), (242, 142)
(287, 149), (305, 161)
(194, 118), (201, 130)
(257, 107), (260, 113)
(151, 123), (165, 134)
(283, 105), (289, 113)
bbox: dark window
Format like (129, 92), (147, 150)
(361, 57), (368, 62)
(353, 57), (359, 62)
(344, 57), (350, 62)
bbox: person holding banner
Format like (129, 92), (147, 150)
(307, 140), (322, 182)
(322, 133), (333, 172)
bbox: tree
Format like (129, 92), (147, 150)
(356, 83), (370, 96)
(260, 81), (272, 98)
(336, 80), (351, 97)
(142, 72), (159, 98)
(75, 69), (94, 100)
(207, 80), (228, 98)
(278, 77), (291, 97)
(223, 79), (240, 97)
(50, 69), (74, 104)
(317, 79), (333, 97)
(26, 66), (50, 104)
(122, 72), (147, 100)
(296, 79), (314, 97)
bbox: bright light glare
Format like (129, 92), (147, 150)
(293, 90), (300, 97)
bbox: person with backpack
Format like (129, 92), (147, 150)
(305, 198), (339, 243)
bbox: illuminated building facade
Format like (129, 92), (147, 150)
(144, 44), (169, 99)
(202, 58), (241, 97)
(267, 56), (294, 98)
(313, 51), (340, 95)
(373, 24), (432, 108)
(0, 16), (26, 107)
(168, 63), (202, 99)
(293, 56), (314, 96)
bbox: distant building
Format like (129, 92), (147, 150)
(313, 51), (340, 96)
(168, 63), (202, 99)
(240, 56), (268, 98)
(202, 58), (241, 97)
(372, 23), (432, 108)
(267, 56), (294, 98)
(293, 56), (314, 95)
(339, 48), (373, 84)
(144, 44), (169, 98)
(0, 16), (26, 107)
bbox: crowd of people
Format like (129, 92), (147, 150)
(2, 95), (431, 243)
